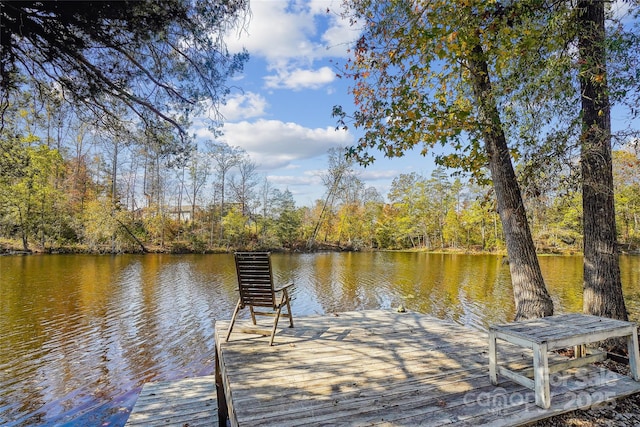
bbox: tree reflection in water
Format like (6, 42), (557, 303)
(1, 252), (638, 425)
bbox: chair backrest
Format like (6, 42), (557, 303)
(234, 252), (276, 309)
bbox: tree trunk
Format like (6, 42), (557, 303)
(19, 209), (29, 252)
(468, 43), (554, 320)
(578, 0), (628, 320)
(115, 218), (147, 253)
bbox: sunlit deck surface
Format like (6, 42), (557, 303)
(214, 309), (640, 427)
(125, 376), (217, 427)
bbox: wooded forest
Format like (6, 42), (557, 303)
(2, 94), (640, 255)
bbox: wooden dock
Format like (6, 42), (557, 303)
(214, 309), (640, 426)
(125, 376), (217, 426)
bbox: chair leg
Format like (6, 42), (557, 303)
(226, 299), (241, 342)
(249, 306), (257, 325)
(284, 291), (294, 328)
(269, 305), (283, 346)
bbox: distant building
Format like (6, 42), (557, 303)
(166, 206), (199, 222)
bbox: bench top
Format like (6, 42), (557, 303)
(490, 313), (637, 349)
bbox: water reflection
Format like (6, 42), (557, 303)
(1, 252), (639, 426)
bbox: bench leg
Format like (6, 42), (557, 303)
(489, 330), (498, 385)
(533, 342), (551, 409)
(628, 329), (640, 381)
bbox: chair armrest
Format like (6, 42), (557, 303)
(274, 283), (294, 292)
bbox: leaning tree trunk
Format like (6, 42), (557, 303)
(578, 0), (628, 321)
(468, 44), (554, 320)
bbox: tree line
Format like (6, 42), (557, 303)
(2, 107), (640, 256)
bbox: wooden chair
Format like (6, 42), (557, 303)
(226, 252), (294, 345)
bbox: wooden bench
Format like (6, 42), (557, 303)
(489, 313), (640, 409)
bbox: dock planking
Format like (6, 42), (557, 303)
(215, 309), (640, 426)
(125, 376), (217, 427)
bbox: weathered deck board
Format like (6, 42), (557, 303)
(125, 376), (217, 427)
(215, 309), (640, 426)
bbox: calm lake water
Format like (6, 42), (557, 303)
(2, 252), (640, 426)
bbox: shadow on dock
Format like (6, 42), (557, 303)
(126, 310), (640, 426)
(215, 310), (640, 426)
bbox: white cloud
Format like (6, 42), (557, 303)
(220, 92), (268, 121)
(319, 6), (361, 57)
(227, 1), (318, 63)
(264, 66), (335, 90)
(226, 0), (354, 90)
(195, 118), (352, 169)
(269, 173), (321, 187)
(359, 169), (402, 181)
(268, 171), (325, 203)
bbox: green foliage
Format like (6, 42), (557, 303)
(276, 208), (303, 249)
(80, 199), (119, 251)
(613, 150), (640, 244)
(459, 199), (490, 249)
(334, 0), (569, 175)
(271, 189), (302, 248)
(223, 205), (249, 247)
(0, 137), (68, 250)
(442, 203), (463, 248)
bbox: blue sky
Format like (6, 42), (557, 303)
(190, 0), (436, 206)
(189, 0), (639, 207)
